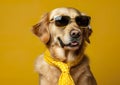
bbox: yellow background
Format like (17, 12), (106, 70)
(0, 0), (120, 85)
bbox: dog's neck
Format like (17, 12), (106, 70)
(47, 41), (86, 63)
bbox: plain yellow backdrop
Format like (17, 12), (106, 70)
(0, 0), (120, 85)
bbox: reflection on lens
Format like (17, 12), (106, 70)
(55, 16), (70, 27)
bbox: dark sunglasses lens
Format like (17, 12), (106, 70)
(76, 16), (90, 26)
(55, 16), (70, 27)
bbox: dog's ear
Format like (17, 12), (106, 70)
(32, 13), (50, 44)
(83, 26), (92, 43)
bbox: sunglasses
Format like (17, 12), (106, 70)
(50, 15), (91, 27)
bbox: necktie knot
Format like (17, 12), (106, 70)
(57, 63), (70, 73)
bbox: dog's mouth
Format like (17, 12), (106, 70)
(57, 37), (80, 48)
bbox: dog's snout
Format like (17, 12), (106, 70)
(70, 30), (81, 38)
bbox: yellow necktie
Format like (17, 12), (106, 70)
(44, 49), (82, 85)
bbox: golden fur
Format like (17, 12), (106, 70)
(32, 7), (97, 85)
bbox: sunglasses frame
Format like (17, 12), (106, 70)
(50, 15), (91, 27)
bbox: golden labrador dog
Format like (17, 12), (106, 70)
(32, 7), (97, 85)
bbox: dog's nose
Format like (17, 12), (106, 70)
(70, 29), (81, 38)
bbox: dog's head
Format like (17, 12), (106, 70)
(32, 7), (92, 61)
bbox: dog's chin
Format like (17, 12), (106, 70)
(64, 46), (79, 51)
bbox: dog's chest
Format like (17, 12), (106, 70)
(40, 63), (84, 85)
(40, 64), (61, 85)
(36, 55), (87, 85)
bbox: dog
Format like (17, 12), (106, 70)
(32, 7), (97, 85)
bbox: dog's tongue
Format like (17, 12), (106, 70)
(71, 42), (78, 46)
